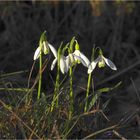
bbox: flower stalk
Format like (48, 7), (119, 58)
(84, 47), (95, 112)
(37, 46), (42, 99)
(68, 37), (76, 119)
(84, 72), (91, 112)
(37, 31), (47, 99)
(51, 42), (63, 111)
(69, 66), (73, 119)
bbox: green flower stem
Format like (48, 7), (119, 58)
(84, 47), (95, 112)
(84, 72), (91, 112)
(51, 45), (62, 112)
(55, 54), (60, 107)
(51, 66), (60, 111)
(69, 67), (73, 119)
(37, 47), (42, 99)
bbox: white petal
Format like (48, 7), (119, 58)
(48, 43), (57, 58)
(73, 50), (80, 61)
(87, 64), (93, 74)
(51, 58), (57, 70)
(94, 56), (101, 63)
(91, 61), (97, 70)
(87, 61), (97, 74)
(73, 54), (87, 66)
(73, 50), (80, 56)
(62, 56), (69, 73)
(33, 47), (41, 60)
(103, 56), (117, 71)
(60, 56), (67, 74)
(79, 52), (90, 67)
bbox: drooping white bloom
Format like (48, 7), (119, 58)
(65, 53), (75, 67)
(73, 50), (81, 63)
(98, 55), (117, 70)
(73, 51), (94, 74)
(33, 42), (68, 74)
(49, 44), (69, 74)
(51, 55), (69, 74)
(51, 58), (57, 70)
(87, 61), (97, 74)
(71, 50), (90, 67)
(87, 55), (117, 74)
(77, 51), (90, 67)
(33, 41), (50, 60)
(60, 56), (69, 74)
(48, 43), (57, 58)
(33, 46), (41, 60)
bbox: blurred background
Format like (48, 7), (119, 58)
(0, 0), (140, 137)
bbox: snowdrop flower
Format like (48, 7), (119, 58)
(33, 41), (50, 60)
(67, 40), (91, 68)
(88, 54), (117, 74)
(65, 50), (90, 69)
(60, 55), (69, 74)
(33, 41), (68, 74)
(65, 53), (75, 67)
(73, 53), (94, 74)
(50, 44), (69, 74)
(74, 51), (90, 67)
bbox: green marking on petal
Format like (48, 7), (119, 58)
(98, 59), (105, 68)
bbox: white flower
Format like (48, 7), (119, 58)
(65, 53), (75, 67)
(71, 50), (90, 67)
(33, 41), (50, 60)
(60, 56), (69, 74)
(51, 55), (69, 74)
(33, 42), (68, 74)
(49, 44), (69, 74)
(87, 55), (117, 74)
(73, 50), (82, 64)
(33, 46), (41, 60)
(87, 61), (97, 74)
(73, 50), (94, 74)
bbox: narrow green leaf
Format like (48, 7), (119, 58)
(39, 30), (47, 46)
(102, 99), (111, 110)
(69, 36), (75, 52)
(87, 81), (122, 111)
(97, 81), (122, 93)
(97, 87), (110, 93)
(87, 92), (101, 112)
(62, 42), (69, 55)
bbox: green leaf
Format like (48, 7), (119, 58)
(69, 36), (75, 52)
(97, 87), (110, 93)
(62, 42), (69, 55)
(113, 81), (122, 88)
(87, 81), (122, 111)
(58, 42), (63, 56)
(97, 81), (122, 93)
(39, 31), (47, 46)
(87, 92), (101, 112)
(102, 99), (111, 110)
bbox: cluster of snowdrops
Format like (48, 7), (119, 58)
(33, 31), (117, 117)
(33, 32), (117, 74)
